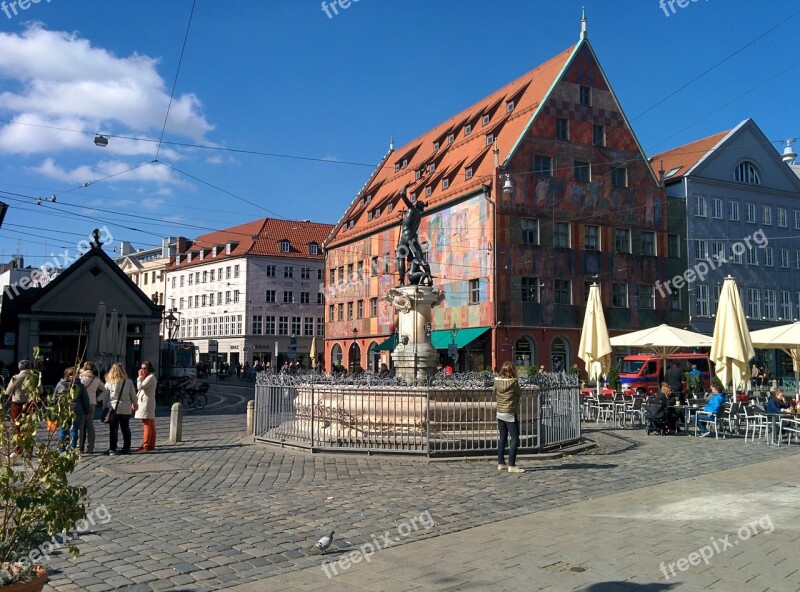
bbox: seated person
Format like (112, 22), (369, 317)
(645, 388), (668, 435)
(696, 385), (727, 437)
(663, 384), (682, 434)
(765, 390), (790, 414)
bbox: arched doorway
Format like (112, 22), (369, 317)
(368, 341), (380, 373)
(349, 342), (362, 373)
(514, 336), (535, 368)
(331, 344), (343, 371)
(551, 336), (569, 373)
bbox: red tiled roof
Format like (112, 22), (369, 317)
(325, 44), (577, 248)
(168, 218), (333, 270)
(649, 129), (731, 184)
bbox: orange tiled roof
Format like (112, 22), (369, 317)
(324, 44), (578, 248)
(168, 218), (333, 270)
(649, 129), (731, 184)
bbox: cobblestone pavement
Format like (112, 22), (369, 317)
(41, 386), (800, 591)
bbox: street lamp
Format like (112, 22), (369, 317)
(350, 327), (358, 373)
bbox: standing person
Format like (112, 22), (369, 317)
(665, 362), (684, 397)
(494, 361), (525, 473)
(5, 359), (44, 458)
(54, 366), (91, 451)
(135, 361), (157, 452)
(79, 362), (106, 454)
(104, 362), (135, 455)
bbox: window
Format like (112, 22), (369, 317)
(337, 303), (344, 321)
(262, 290), (275, 304)
(280, 240), (290, 253)
(201, 294), (207, 307)
(670, 291), (681, 311)
(521, 277), (540, 303)
(179, 297), (184, 308)
(301, 267), (311, 280)
(482, 114), (490, 126)
(506, 100), (515, 112)
(533, 155), (552, 176)
(264, 316), (275, 335)
(746, 246), (758, 266)
(764, 247), (774, 267)
(778, 208), (788, 228)
(383, 253), (391, 274)
(252, 315), (263, 335)
(283, 291), (294, 304)
(592, 124), (605, 147)
(370, 256), (378, 276)
(485, 134), (494, 146)
(612, 283), (628, 308)
(337, 266), (344, 284)
(357, 300), (363, 319)
(610, 167), (627, 187)
(278, 316), (289, 336)
(433, 141), (440, 151)
(795, 211), (800, 230)
(284, 266), (293, 278)
(579, 85), (591, 106)
(464, 123), (472, 135)
(226, 266), (231, 279)
(553, 222), (570, 248)
(468, 279), (481, 304)
(694, 240), (708, 260)
(318, 269), (323, 281)
(712, 198), (723, 219)
(574, 160), (590, 182)
(729, 201), (740, 221)
(780, 249), (789, 268)
(304, 317), (314, 336)
(641, 231), (656, 256)
(556, 118), (569, 141)
(233, 265), (240, 278)
(317, 293), (324, 305)
(730, 245), (743, 264)
(180, 275), (184, 287)
(309, 243), (319, 255)
(693, 195), (707, 217)
(171, 277), (176, 289)
(764, 289), (776, 320)
(521, 218), (539, 245)
(639, 285), (655, 310)
(763, 205), (772, 225)
(300, 292), (310, 304)
(781, 291), (792, 320)
(668, 234), (680, 258)
(265, 265), (276, 277)
(747, 288), (760, 318)
(448, 133), (455, 144)
(442, 178), (450, 190)
(370, 297), (378, 317)
(554, 280), (572, 304)
(426, 186), (432, 196)
(615, 228), (631, 253)
(194, 295), (199, 307)
(746, 203), (757, 223)
(316, 318), (324, 336)
(328, 304), (334, 322)
(465, 167), (473, 179)
(584, 225), (600, 251)
(712, 285), (721, 315)
(291, 317), (301, 335)
(696, 285), (709, 316)
(712, 241), (725, 261)
(347, 264), (353, 282)
(735, 161), (761, 185)
(795, 250), (800, 270)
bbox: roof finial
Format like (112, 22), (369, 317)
(580, 6), (588, 40)
(389, 135), (395, 151)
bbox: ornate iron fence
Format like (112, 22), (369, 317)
(253, 372), (580, 457)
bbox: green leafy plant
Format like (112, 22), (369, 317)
(607, 366), (622, 392)
(0, 350), (87, 586)
(526, 365), (539, 378)
(684, 371), (702, 394)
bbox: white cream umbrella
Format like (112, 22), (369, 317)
(86, 302), (106, 369)
(750, 321), (800, 386)
(711, 276), (755, 392)
(579, 284), (612, 398)
(105, 309), (119, 369)
(609, 324), (713, 355)
(116, 314), (128, 369)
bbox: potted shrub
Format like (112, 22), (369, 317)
(1, 353), (87, 590)
(607, 366), (622, 393)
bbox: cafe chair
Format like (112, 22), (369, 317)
(742, 405), (767, 443)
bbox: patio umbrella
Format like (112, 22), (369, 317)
(710, 276), (755, 392)
(750, 321), (800, 385)
(116, 314), (128, 369)
(86, 301), (106, 369)
(105, 309), (119, 369)
(309, 336), (317, 367)
(579, 284), (612, 398)
(609, 324), (713, 355)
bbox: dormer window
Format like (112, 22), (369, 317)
(416, 169), (422, 180)
(426, 186), (433, 197)
(187, 252), (193, 262)
(374, 207), (381, 218)
(368, 211), (373, 220)
(735, 161), (761, 185)
(464, 123), (472, 136)
(433, 141), (440, 151)
(466, 167), (473, 179)
(507, 100), (515, 112)
(212, 246), (218, 257)
(429, 163), (436, 173)
(366, 194), (372, 203)
(482, 114), (490, 126)
(176, 254), (182, 265)
(199, 248), (205, 259)
(359, 198), (365, 206)
(443, 178), (450, 190)
(395, 163), (400, 172)
(402, 158), (408, 169)
(280, 240), (290, 253)
(486, 134), (494, 146)
(387, 203), (393, 213)
(309, 243), (319, 255)
(448, 133), (455, 144)
(226, 241), (238, 254)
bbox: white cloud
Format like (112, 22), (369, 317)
(29, 157), (186, 187)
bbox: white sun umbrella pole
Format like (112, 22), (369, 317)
(711, 276), (755, 393)
(579, 284), (612, 398)
(86, 302), (107, 370)
(105, 309), (119, 371)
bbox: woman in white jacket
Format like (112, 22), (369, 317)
(104, 362), (135, 455)
(135, 361), (157, 452)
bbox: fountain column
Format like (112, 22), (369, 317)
(385, 286), (445, 384)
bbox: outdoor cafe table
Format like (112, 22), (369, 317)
(762, 412), (792, 444)
(671, 404), (700, 435)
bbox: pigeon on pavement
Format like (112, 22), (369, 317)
(314, 530), (335, 554)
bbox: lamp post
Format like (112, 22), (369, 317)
(164, 308), (180, 401)
(351, 327), (358, 373)
(449, 323), (458, 371)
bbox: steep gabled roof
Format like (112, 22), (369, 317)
(325, 44), (578, 248)
(649, 129), (732, 185)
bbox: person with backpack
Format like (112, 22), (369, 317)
(645, 385), (669, 435)
(5, 359), (44, 458)
(79, 361), (106, 454)
(104, 362), (136, 455)
(54, 366), (91, 451)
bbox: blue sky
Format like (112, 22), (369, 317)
(0, 0), (798, 264)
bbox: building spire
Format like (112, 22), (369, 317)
(389, 135), (395, 151)
(580, 7), (588, 40)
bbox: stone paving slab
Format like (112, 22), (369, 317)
(37, 387), (800, 591)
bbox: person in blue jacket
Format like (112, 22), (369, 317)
(765, 390), (791, 444)
(696, 385), (727, 437)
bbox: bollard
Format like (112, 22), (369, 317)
(169, 402), (183, 444)
(246, 400), (254, 436)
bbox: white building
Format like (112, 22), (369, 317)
(165, 218), (333, 369)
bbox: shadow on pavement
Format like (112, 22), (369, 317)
(578, 583), (677, 591)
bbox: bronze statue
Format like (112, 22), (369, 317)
(396, 185), (432, 286)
